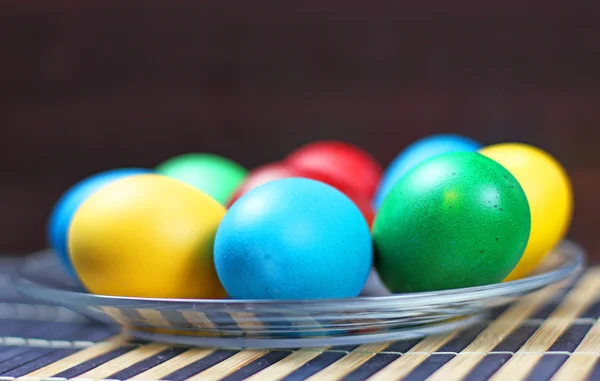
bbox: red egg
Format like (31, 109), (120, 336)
(227, 163), (299, 206)
(228, 161), (374, 226)
(300, 168), (375, 227)
(285, 141), (382, 199)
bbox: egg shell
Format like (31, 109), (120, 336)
(480, 143), (573, 280)
(228, 162), (374, 226)
(214, 178), (373, 300)
(156, 153), (248, 205)
(286, 140), (382, 199)
(69, 174), (226, 299)
(227, 162), (299, 206)
(374, 134), (481, 210)
(47, 168), (151, 281)
(373, 152), (531, 293)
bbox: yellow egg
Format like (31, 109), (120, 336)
(479, 143), (573, 280)
(69, 174), (226, 298)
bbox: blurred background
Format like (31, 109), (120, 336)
(0, 2), (598, 257)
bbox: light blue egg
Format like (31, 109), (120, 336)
(48, 168), (151, 281)
(214, 178), (373, 300)
(373, 134), (481, 209)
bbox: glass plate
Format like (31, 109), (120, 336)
(13, 241), (584, 348)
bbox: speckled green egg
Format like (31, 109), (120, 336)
(372, 151), (531, 293)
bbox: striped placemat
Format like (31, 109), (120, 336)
(0, 259), (599, 380)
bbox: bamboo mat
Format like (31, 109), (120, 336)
(1, 257), (600, 380)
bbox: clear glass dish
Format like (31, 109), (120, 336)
(13, 241), (584, 348)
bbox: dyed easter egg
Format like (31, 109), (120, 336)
(156, 153), (247, 205)
(480, 143), (573, 280)
(228, 162), (374, 226)
(214, 178), (373, 299)
(69, 174), (226, 298)
(286, 140), (382, 199)
(373, 152), (531, 292)
(227, 162), (301, 206)
(47, 168), (151, 281)
(374, 134), (481, 210)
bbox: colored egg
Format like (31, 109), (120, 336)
(373, 152), (531, 292)
(286, 140), (382, 199)
(47, 168), (151, 281)
(227, 162), (301, 206)
(156, 153), (247, 205)
(228, 162), (375, 226)
(480, 143), (573, 280)
(69, 174), (226, 298)
(374, 134), (481, 210)
(347, 194), (375, 227)
(214, 178), (373, 300)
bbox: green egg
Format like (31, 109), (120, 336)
(156, 153), (248, 205)
(372, 151), (531, 293)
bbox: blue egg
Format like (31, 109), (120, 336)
(373, 134), (481, 209)
(214, 178), (373, 300)
(48, 168), (151, 281)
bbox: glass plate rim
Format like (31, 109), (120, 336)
(14, 240), (585, 311)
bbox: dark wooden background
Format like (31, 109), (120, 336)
(1, 2), (598, 258)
